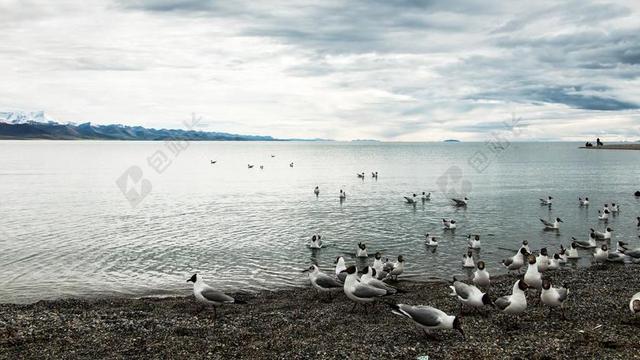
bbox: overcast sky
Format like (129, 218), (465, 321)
(1, 0), (639, 141)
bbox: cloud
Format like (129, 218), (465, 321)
(0, 0), (639, 140)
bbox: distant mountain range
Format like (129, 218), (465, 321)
(0, 111), (282, 141)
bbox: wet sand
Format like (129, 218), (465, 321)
(1, 264), (640, 359)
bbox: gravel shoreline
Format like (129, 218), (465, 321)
(2, 265), (640, 359)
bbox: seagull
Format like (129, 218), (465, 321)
(567, 242), (580, 259)
(356, 242), (368, 258)
(372, 252), (386, 279)
(421, 192), (431, 201)
(540, 196), (553, 206)
(578, 197), (589, 206)
(303, 264), (343, 295)
(598, 209), (610, 221)
(540, 279), (569, 319)
(619, 245), (640, 262)
(593, 244), (608, 265)
(310, 235), (322, 249)
(558, 245), (568, 263)
(540, 217), (563, 230)
(259, 165), (264, 170)
(404, 194), (418, 204)
(467, 234), (481, 249)
(442, 219), (456, 230)
(502, 247), (529, 273)
(637, 217), (640, 227)
(630, 292), (640, 315)
(425, 235), (438, 247)
(339, 190), (347, 200)
(524, 255), (542, 290)
(314, 186), (320, 196)
(372, 171), (378, 179)
(536, 248), (550, 272)
(343, 265), (387, 311)
(449, 279), (493, 311)
(451, 197), (468, 207)
(210, 160), (217, 164)
(186, 274), (245, 319)
(388, 303), (465, 339)
(462, 250), (475, 268)
(494, 279), (528, 315)
(335, 256), (347, 282)
(593, 227), (612, 240)
(548, 253), (561, 270)
(270, 154), (276, 158)
(521, 240), (531, 253)
(289, 162), (294, 168)
(247, 164), (254, 169)
(385, 255), (405, 280)
(472, 261), (491, 288)
(357, 172), (365, 179)
(572, 233), (597, 249)
(360, 266), (398, 294)
(611, 203), (619, 213)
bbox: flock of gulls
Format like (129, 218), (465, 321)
(186, 170), (640, 340)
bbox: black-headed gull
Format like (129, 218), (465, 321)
(451, 197), (468, 206)
(388, 303), (464, 339)
(472, 261), (491, 288)
(187, 274), (246, 319)
(343, 265), (387, 311)
(540, 196), (553, 205)
(303, 264), (343, 295)
(540, 279), (569, 319)
(540, 217), (562, 230)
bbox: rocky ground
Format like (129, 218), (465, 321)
(2, 265), (640, 359)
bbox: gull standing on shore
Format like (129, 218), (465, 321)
(343, 265), (387, 311)
(388, 303), (465, 339)
(502, 247), (529, 273)
(303, 265), (343, 295)
(472, 261), (491, 288)
(360, 267), (398, 294)
(567, 242), (580, 259)
(187, 274), (246, 320)
(548, 254), (562, 270)
(630, 292), (640, 315)
(384, 255), (405, 280)
(495, 279), (528, 316)
(593, 245), (609, 265)
(449, 279), (493, 312)
(524, 255), (542, 290)
(372, 252), (385, 278)
(540, 279), (569, 319)
(536, 248), (550, 272)
(335, 256), (348, 282)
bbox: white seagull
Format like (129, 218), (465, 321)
(611, 203), (619, 213)
(578, 197), (589, 206)
(495, 279), (528, 315)
(467, 234), (481, 249)
(593, 227), (612, 240)
(593, 244), (609, 265)
(462, 250), (475, 268)
(385, 255), (405, 280)
(314, 186), (320, 196)
(567, 242), (580, 259)
(524, 255), (542, 290)
(310, 234), (322, 249)
(442, 219), (457, 230)
(360, 266), (398, 294)
(372, 252), (386, 279)
(356, 242), (368, 258)
(598, 209), (610, 221)
(536, 248), (550, 272)
(451, 197), (469, 207)
(540, 279), (569, 319)
(540, 217), (563, 230)
(343, 265), (387, 311)
(335, 256), (348, 282)
(303, 264), (343, 295)
(548, 253), (562, 270)
(425, 235), (438, 247)
(540, 196), (553, 205)
(630, 292), (640, 315)
(572, 233), (597, 249)
(388, 303), (465, 339)
(502, 247), (529, 273)
(421, 192), (431, 201)
(187, 274), (246, 319)
(404, 194), (418, 204)
(472, 261), (491, 288)
(558, 245), (568, 263)
(339, 189), (347, 200)
(449, 279), (493, 311)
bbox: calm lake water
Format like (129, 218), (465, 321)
(0, 141), (639, 303)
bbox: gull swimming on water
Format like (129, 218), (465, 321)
(567, 242), (580, 259)
(356, 242), (368, 258)
(467, 234), (481, 249)
(357, 172), (365, 179)
(558, 245), (568, 263)
(442, 219), (456, 230)
(598, 209), (610, 221)
(388, 303), (465, 339)
(462, 250), (475, 268)
(472, 261), (491, 288)
(310, 235), (323, 249)
(384, 255), (405, 280)
(339, 190), (347, 200)
(593, 227), (612, 240)
(425, 235), (438, 247)
(404, 194), (418, 204)
(611, 203), (619, 213)
(578, 197), (589, 206)
(421, 192), (431, 201)
(540, 279), (569, 319)
(540, 196), (553, 206)
(335, 256), (348, 282)
(187, 274), (246, 320)
(540, 217), (563, 230)
(451, 197), (468, 207)
(314, 186), (319, 196)
(303, 264), (343, 295)
(572, 233), (597, 249)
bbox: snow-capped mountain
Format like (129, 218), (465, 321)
(0, 111), (58, 124)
